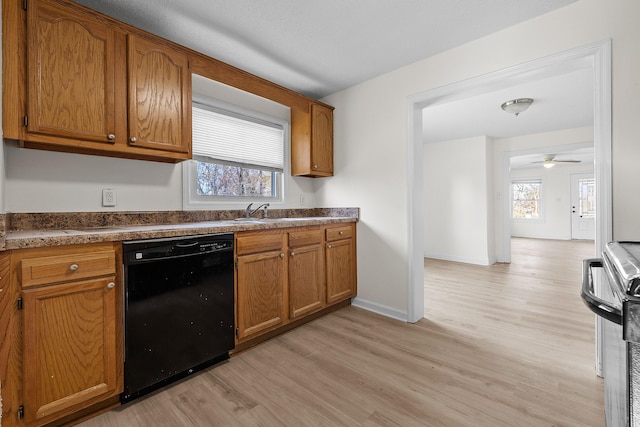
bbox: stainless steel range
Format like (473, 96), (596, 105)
(582, 241), (640, 426)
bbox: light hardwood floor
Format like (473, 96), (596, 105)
(80, 238), (603, 426)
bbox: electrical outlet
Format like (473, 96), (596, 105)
(299, 194), (305, 205)
(102, 188), (116, 207)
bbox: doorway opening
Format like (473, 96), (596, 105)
(406, 40), (611, 323)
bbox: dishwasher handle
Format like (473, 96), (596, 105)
(175, 241), (199, 248)
(581, 258), (622, 325)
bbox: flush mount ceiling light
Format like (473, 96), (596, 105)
(501, 98), (534, 117)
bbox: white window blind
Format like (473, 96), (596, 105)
(192, 103), (284, 171)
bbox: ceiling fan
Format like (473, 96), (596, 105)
(532, 154), (582, 168)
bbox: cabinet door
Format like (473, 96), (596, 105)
(289, 244), (325, 319)
(127, 34), (191, 155)
(326, 238), (356, 304)
(236, 250), (287, 340)
(310, 103), (334, 175)
(22, 277), (119, 426)
(27, 0), (116, 144)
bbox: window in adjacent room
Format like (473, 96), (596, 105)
(512, 179), (542, 220)
(184, 98), (288, 208)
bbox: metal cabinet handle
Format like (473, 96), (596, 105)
(313, 164), (318, 169)
(106, 282), (116, 289)
(107, 134), (116, 140)
(327, 244), (332, 249)
(69, 264), (79, 271)
(280, 253), (285, 258)
(129, 137), (137, 143)
(291, 252), (295, 257)
(339, 231), (344, 235)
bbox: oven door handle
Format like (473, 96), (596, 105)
(581, 258), (622, 325)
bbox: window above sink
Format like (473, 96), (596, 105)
(184, 75), (292, 211)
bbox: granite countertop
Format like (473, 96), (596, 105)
(3, 208), (359, 250)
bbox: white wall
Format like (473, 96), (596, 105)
(510, 163), (594, 240)
(319, 0), (640, 320)
(424, 136), (494, 265)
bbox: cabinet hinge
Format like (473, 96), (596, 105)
(235, 327), (239, 337)
(23, 115), (28, 127)
(18, 405), (24, 420)
(234, 261), (238, 270)
(17, 297), (23, 311)
(187, 60), (190, 69)
(22, 0), (27, 11)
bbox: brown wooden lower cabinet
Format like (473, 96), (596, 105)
(325, 224), (356, 304)
(235, 223), (356, 345)
(0, 242), (123, 427)
(22, 277), (119, 426)
(288, 229), (325, 319)
(236, 249), (287, 340)
(0, 222), (356, 425)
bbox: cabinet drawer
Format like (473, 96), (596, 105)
(21, 250), (116, 288)
(236, 232), (285, 256)
(289, 228), (322, 248)
(326, 225), (353, 242)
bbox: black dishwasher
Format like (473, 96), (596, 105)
(121, 233), (234, 403)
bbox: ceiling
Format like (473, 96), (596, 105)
(72, 0), (577, 99)
(421, 64), (595, 169)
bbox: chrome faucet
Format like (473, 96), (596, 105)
(245, 203), (270, 218)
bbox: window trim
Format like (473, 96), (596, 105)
(183, 95), (290, 210)
(511, 178), (544, 222)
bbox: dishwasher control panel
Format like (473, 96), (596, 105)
(123, 233), (233, 263)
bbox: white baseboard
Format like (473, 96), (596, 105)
(351, 297), (408, 322)
(423, 252), (494, 266)
(510, 233), (571, 240)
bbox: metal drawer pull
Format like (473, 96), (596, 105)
(69, 264), (79, 271)
(339, 231), (344, 235)
(107, 134), (115, 140)
(327, 244), (332, 249)
(107, 282), (116, 289)
(130, 137), (137, 143)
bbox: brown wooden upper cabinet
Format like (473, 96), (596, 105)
(4, 0), (335, 167)
(7, 0), (191, 162)
(127, 34), (191, 155)
(291, 102), (334, 177)
(26, 0), (117, 146)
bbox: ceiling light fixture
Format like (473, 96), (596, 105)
(501, 98), (534, 117)
(543, 159), (555, 168)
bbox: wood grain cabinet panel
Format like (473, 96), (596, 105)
(127, 34), (191, 154)
(326, 225), (356, 304)
(291, 102), (334, 177)
(310, 104), (334, 174)
(20, 250), (116, 289)
(27, 0), (116, 144)
(236, 250), (287, 340)
(22, 277), (119, 426)
(288, 228), (324, 319)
